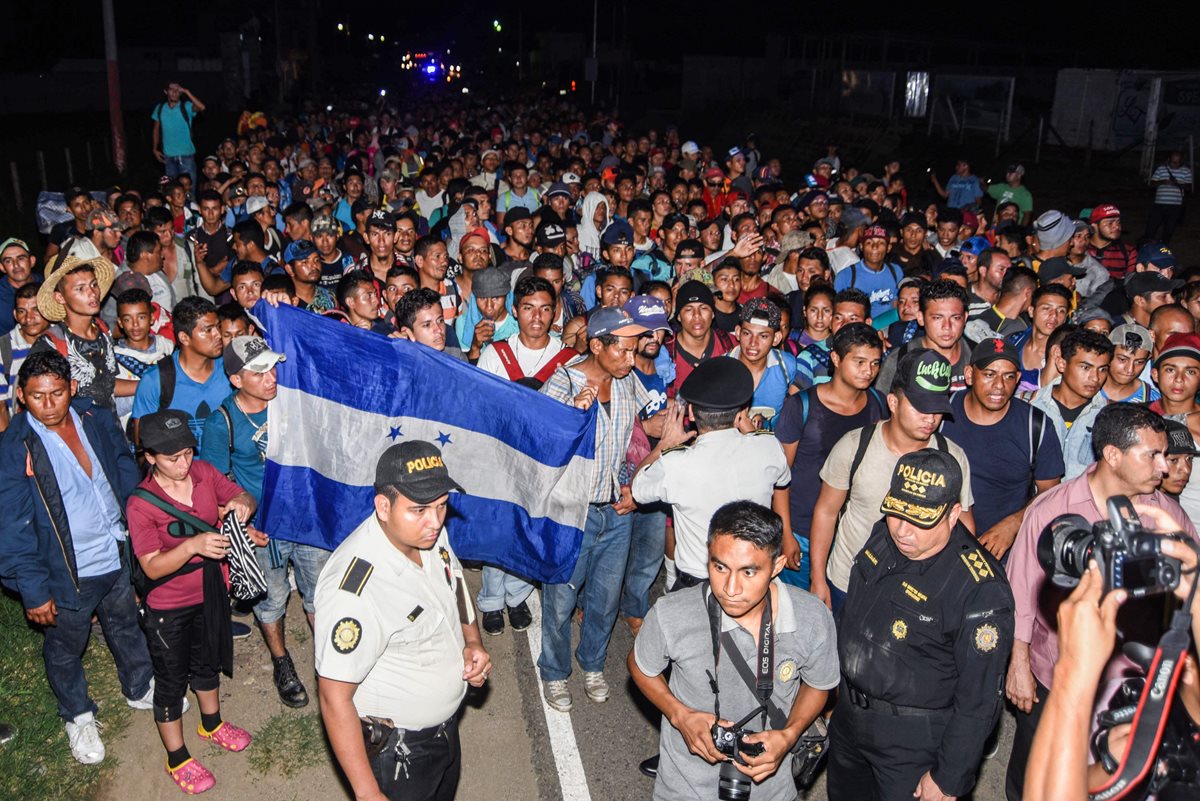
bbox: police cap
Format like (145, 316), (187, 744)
(678, 358), (754, 411)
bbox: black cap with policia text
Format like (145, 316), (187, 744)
(374, 441), (464, 503)
(880, 449), (963, 529)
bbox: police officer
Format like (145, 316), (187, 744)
(632, 357), (794, 591)
(314, 441), (491, 801)
(828, 449), (1014, 801)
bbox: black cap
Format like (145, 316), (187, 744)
(970, 337), (1021, 369)
(675, 238), (705, 260)
(678, 358), (754, 411)
(139, 409), (198, 454)
(892, 348), (953, 415)
(366, 209), (395, 230)
(535, 220), (566, 247)
(374, 441), (464, 503)
(660, 212), (689, 231)
(1165, 419), (1200, 456)
(504, 207), (532, 226)
(880, 448), (963, 529)
(351, 197), (377, 217)
(1038, 257), (1086, 284)
(1124, 271), (1183, 301)
(676, 279), (715, 311)
(899, 211), (927, 230)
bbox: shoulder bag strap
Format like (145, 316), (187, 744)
(491, 341), (525, 382)
(130, 487), (217, 534)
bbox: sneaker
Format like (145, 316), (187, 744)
(543, 679), (573, 712)
(272, 653), (309, 708)
(639, 754), (659, 778)
(583, 671), (610, 703)
(197, 720), (251, 752)
(0, 721), (14, 746)
(231, 621), (252, 640)
(127, 679), (191, 713)
(167, 757), (216, 794)
(507, 601), (533, 632)
(64, 712), (105, 764)
(482, 610), (505, 636)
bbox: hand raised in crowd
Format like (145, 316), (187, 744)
(25, 598), (58, 627)
(668, 706), (726, 764)
(730, 232), (764, 260)
(657, 399), (696, 450)
(913, 770), (955, 801)
(191, 531), (231, 560)
(462, 643), (492, 688)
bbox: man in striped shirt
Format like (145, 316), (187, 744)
(1145, 151), (1193, 244)
(1087, 204), (1137, 281)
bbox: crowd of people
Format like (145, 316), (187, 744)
(1, 83), (1199, 801)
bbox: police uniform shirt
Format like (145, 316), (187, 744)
(314, 513), (473, 729)
(635, 581), (840, 801)
(632, 428), (790, 579)
(838, 519), (1014, 796)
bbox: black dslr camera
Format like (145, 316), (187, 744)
(1037, 495), (1184, 598)
(712, 706), (766, 801)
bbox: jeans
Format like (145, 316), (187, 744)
(41, 568), (153, 721)
(538, 504), (633, 681)
(164, 154), (197, 181)
(252, 540), (332, 624)
(477, 566), (534, 613)
(619, 506), (667, 619)
(779, 534), (812, 591)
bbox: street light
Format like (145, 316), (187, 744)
(367, 33), (374, 41)
(337, 23), (344, 31)
(493, 19), (502, 32)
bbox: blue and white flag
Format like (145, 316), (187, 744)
(254, 302), (596, 583)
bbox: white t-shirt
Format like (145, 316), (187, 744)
(828, 246), (858, 274)
(476, 333), (567, 380)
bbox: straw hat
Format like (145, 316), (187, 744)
(37, 254), (116, 322)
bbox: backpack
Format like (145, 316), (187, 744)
(42, 319), (111, 358)
(154, 101), (193, 134)
(840, 422), (948, 525)
(156, 356), (178, 411)
(797, 385), (888, 429)
(846, 260), (900, 296)
(491, 342), (578, 390)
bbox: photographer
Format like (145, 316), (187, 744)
(1025, 504), (1200, 801)
(628, 500), (838, 801)
(1004, 404), (1199, 800)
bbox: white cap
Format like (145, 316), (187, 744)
(245, 196), (270, 215)
(681, 141), (700, 156)
(562, 171), (581, 184)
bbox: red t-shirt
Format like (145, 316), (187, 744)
(668, 330), (731, 397)
(127, 459), (244, 610)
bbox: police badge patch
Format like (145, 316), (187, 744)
(891, 620), (908, 640)
(973, 623), (999, 653)
(332, 617), (362, 653)
(777, 659), (798, 682)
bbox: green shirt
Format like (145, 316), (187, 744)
(987, 183), (1033, 217)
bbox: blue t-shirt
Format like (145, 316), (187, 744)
(730, 349), (797, 428)
(131, 353), (231, 448)
(940, 391), (1065, 536)
(152, 101), (196, 157)
(946, 174), (984, 209)
(833, 261), (900, 320)
(200, 395), (267, 503)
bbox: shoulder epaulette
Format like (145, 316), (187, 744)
(661, 443), (691, 455)
(958, 548), (997, 584)
(750, 428), (775, 435)
(338, 557), (374, 596)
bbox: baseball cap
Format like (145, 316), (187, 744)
(1165, 419), (1200, 456)
(562, 171), (581, 185)
(1034, 210), (1075, 251)
(727, 146), (745, 160)
(958, 236), (991, 256)
(283, 239), (316, 263)
(739, 297), (782, 330)
(1124, 271), (1182, 301)
(374, 441), (464, 503)
(970, 337), (1021, 369)
(546, 182), (572, 200)
(861, 225), (889, 243)
(681, 141), (700, 156)
(676, 279), (715, 311)
(503, 207), (532, 226)
(311, 215), (339, 236)
(1156, 332), (1200, 367)
(587, 306), (647, 339)
(535, 221), (567, 247)
(899, 212), (927, 230)
(1108, 323), (1152, 354)
(139, 409), (198, 455)
(880, 449), (964, 529)
(601, 220), (634, 247)
(0, 237), (30, 255)
(245, 196), (271, 215)
(892, 348), (953, 415)
(623, 295), (671, 332)
(223, 336), (286, 376)
(367, 209), (395, 230)
(113, 271), (152, 297)
(1038, 257), (1086, 284)
(1006, 164), (1026, 176)
(1089, 204), (1121, 223)
(351, 197), (377, 217)
(86, 209), (123, 232)
(1136, 242), (1177, 270)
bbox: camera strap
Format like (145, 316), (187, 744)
(1088, 566), (1197, 801)
(705, 582), (774, 731)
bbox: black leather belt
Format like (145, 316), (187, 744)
(674, 571), (705, 589)
(842, 677), (952, 717)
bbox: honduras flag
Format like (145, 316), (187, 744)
(253, 302), (596, 584)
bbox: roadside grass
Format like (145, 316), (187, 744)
(0, 593), (135, 801)
(247, 711), (328, 779)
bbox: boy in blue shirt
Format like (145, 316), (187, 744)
(728, 297), (797, 430)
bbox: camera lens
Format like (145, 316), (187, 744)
(1037, 514), (1096, 587)
(718, 761), (752, 801)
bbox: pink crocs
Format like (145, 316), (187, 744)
(197, 720), (252, 752)
(167, 757), (216, 794)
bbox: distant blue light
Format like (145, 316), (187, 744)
(426, 64), (437, 75)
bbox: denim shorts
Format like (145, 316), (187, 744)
(253, 540), (331, 623)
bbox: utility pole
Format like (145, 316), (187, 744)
(589, 0), (598, 104)
(101, 0), (127, 173)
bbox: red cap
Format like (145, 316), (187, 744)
(961, 210), (979, 230)
(704, 167), (725, 181)
(461, 227), (490, 245)
(1090, 204), (1121, 223)
(1156, 332), (1200, 367)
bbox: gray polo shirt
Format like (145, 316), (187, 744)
(634, 581), (839, 801)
